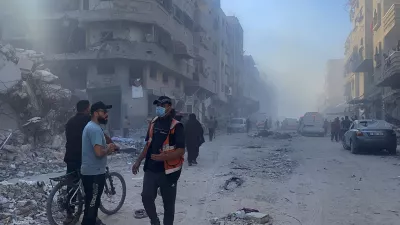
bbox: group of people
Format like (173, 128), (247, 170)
(324, 116), (353, 142)
(64, 96), (207, 225)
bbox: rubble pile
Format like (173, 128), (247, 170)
(231, 147), (298, 180)
(0, 181), (51, 225)
(111, 136), (146, 153)
(0, 143), (65, 180)
(0, 42), (75, 181)
(210, 208), (272, 225)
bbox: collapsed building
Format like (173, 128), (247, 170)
(0, 0), (274, 135)
(0, 42), (73, 181)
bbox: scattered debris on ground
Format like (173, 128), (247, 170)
(223, 177), (244, 190)
(0, 181), (50, 225)
(272, 132), (292, 140)
(231, 144), (298, 180)
(134, 209), (148, 219)
(210, 208), (272, 225)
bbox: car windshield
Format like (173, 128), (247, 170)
(358, 120), (393, 129)
(231, 119), (244, 124)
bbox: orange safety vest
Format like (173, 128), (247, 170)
(146, 117), (184, 174)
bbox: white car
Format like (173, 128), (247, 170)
(228, 118), (247, 133)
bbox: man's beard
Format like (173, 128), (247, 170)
(98, 117), (108, 124)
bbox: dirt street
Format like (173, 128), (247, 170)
(95, 133), (400, 225)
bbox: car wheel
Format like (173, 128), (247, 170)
(350, 140), (358, 154)
(388, 146), (397, 155)
(342, 140), (350, 150)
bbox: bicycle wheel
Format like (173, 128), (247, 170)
(100, 172), (126, 215)
(46, 181), (84, 225)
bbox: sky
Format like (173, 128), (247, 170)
(221, 0), (352, 118)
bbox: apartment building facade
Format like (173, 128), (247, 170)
(373, 0), (400, 121)
(0, 0), (250, 129)
(344, 0), (374, 118)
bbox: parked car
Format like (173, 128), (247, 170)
(228, 118), (247, 133)
(281, 118), (298, 130)
(342, 120), (397, 154)
(298, 112), (325, 136)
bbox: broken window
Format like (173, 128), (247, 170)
(162, 73), (169, 83)
(175, 78), (181, 88)
(83, 0), (89, 10)
(129, 64), (143, 80)
(173, 5), (184, 24)
(150, 66), (157, 80)
(100, 31), (113, 42)
(97, 63), (115, 75)
(156, 0), (173, 13)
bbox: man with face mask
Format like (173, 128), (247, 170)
(81, 101), (116, 225)
(132, 96), (185, 225)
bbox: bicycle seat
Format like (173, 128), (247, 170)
(49, 171), (78, 182)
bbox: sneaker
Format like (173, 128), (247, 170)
(192, 160), (198, 165)
(188, 162), (193, 166)
(96, 218), (106, 225)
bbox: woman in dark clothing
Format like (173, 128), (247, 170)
(184, 114), (204, 166)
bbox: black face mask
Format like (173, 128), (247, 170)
(98, 117), (108, 125)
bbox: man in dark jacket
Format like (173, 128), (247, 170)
(64, 100), (91, 224)
(185, 114), (204, 166)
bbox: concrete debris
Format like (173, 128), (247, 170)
(232, 147), (297, 180)
(32, 70), (58, 83)
(0, 181), (50, 225)
(223, 177), (244, 190)
(272, 132), (292, 140)
(210, 209), (272, 225)
(0, 42), (74, 181)
(111, 137), (146, 152)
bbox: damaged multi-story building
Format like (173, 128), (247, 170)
(373, 0), (400, 122)
(344, 0), (375, 119)
(0, 0), (273, 132)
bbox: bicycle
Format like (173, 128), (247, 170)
(46, 166), (126, 225)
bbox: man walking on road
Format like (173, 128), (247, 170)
(207, 116), (217, 141)
(331, 117), (340, 142)
(185, 113), (204, 166)
(132, 96), (185, 225)
(81, 102), (116, 225)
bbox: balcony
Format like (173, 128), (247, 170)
(382, 88), (400, 99)
(383, 4), (400, 37)
(376, 51), (400, 88)
(32, 0), (193, 53)
(373, 10), (381, 31)
(173, 40), (194, 59)
(345, 50), (373, 73)
(44, 40), (193, 79)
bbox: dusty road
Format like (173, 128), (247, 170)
(96, 133), (400, 225)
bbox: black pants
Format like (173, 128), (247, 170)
(142, 171), (177, 225)
(81, 174), (106, 225)
(331, 132), (339, 142)
(208, 128), (215, 141)
(187, 146), (199, 162)
(66, 162), (81, 215)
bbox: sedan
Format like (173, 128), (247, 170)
(342, 120), (397, 155)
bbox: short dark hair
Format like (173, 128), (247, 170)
(76, 100), (90, 113)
